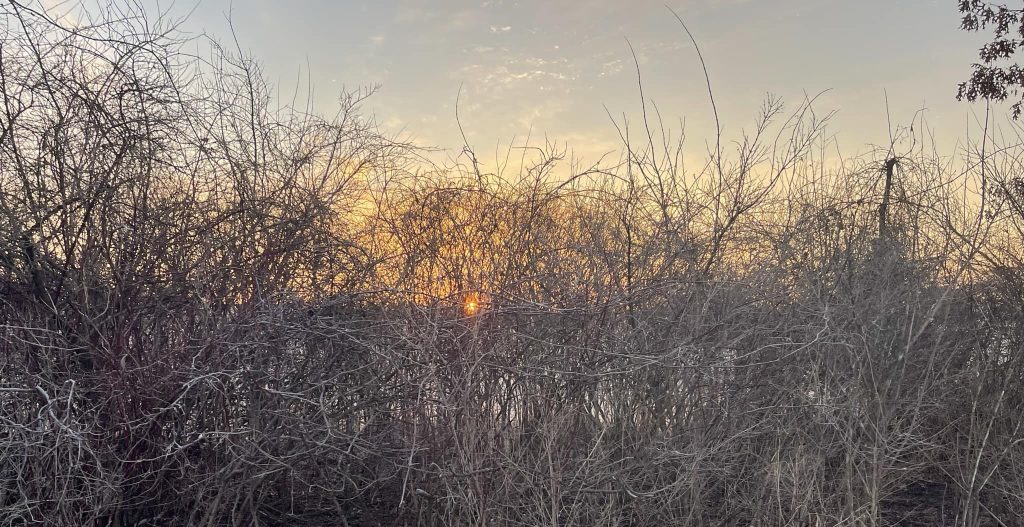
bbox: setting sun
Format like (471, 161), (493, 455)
(463, 293), (481, 316)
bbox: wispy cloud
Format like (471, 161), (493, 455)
(456, 55), (577, 96)
(599, 59), (624, 77)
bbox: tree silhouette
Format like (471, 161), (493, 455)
(957, 1), (1024, 117)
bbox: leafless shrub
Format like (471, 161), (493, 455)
(1, 3), (1023, 526)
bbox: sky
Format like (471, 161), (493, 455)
(49, 0), (996, 165)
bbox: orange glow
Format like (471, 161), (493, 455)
(463, 293), (481, 316)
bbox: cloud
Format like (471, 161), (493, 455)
(490, 25), (512, 33)
(466, 45), (497, 54)
(599, 59), (624, 77)
(457, 56), (577, 97)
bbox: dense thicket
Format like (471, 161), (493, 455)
(1, 4), (1023, 526)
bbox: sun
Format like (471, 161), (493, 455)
(462, 293), (481, 316)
